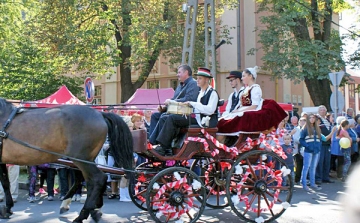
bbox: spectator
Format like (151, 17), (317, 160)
(0, 164), (19, 203)
(336, 119), (352, 182)
(143, 110), (152, 138)
(299, 114), (333, 191)
(347, 119), (359, 170)
(37, 163), (57, 201)
(57, 166), (72, 201)
(131, 114), (146, 166)
(346, 108), (354, 120)
(331, 116), (346, 179)
(281, 134), (295, 187)
(27, 166), (39, 203)
(316, 105), (334, 184)
(293, 117), (306, 184)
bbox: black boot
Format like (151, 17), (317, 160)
(154, 145), (173, 156)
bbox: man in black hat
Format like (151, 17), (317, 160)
(154, 67), (219, 156)
(222, 71), (244, 117)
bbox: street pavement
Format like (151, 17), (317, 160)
(0, 177), (348, 223)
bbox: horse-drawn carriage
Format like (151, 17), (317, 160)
(0, 98), (293, 223)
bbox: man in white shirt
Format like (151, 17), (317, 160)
(222, 71), (244, 117)
(154, 67), (219, 156)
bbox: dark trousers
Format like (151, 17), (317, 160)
(58, 168), (72, 197)
(294, 153), (303, 183)
(149, 112), (169, 145)
(331, 155), (344, 178)
(156, 114), (196, 148)
(316, 144), (331, 182)
(46, 168), (56, 197)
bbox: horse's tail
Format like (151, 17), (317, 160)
(102, 112), (133, 171)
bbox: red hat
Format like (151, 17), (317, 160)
(195, 67), (213, 78)
(226, 71), (242, 79)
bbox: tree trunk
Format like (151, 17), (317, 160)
(304, 78), (332, 110)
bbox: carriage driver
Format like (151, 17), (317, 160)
(149, 64), (199, 145)
(154, 67), (220, 156)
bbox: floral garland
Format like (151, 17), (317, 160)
(231, 163), (290, 216)
(243, 129), (287, 159)
(152, 173), (202, 221)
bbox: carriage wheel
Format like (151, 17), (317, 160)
(129, 162), (162, 211)
(146, 167), (206, 223)
(190, 158), (233, 209)
(226, 150), (293, 223)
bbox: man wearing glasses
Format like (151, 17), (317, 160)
(222, 71), (244, 116)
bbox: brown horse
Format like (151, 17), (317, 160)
(0, 98), (133, 222)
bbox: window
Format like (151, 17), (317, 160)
(349, 84), (355, 98)
(170, 79), (178, 90)
(95, 86), (102, 97)
(94, 85), (102, 104)
(147, 80), (160, 89)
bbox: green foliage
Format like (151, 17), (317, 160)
(252, 0), (347, 82)
(0, 0), (237, 102)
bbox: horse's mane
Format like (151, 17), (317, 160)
(0, 98), (14, 114)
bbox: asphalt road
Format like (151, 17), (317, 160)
(0, 178), (347, 223)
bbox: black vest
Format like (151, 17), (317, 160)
(230, 89), (243, 112)
(200, 88), (218, 128)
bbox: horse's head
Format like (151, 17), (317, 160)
(0, 98), (14, 119)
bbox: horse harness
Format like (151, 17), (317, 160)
(0, 107), (20, 162)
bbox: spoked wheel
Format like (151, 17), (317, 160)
(146, 167), (206, 223)
(190, 158), (233, 209)
(226, 150), (293, 223)
(129, 162), (163, 211)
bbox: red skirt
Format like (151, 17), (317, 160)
(217, 99), (287, 133)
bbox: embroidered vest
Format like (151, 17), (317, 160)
(200, 89), (218, 128)
(241, 86), (254, 106)
(230, 89), (243, 112)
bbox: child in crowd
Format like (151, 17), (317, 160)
(281, 134), (295, 187)
(336, 119), (352, 182)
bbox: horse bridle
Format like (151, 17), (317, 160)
(0, 107), (19, 162)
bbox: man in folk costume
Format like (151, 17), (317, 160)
(222, 71), (245, 117)
(316, 105), (334, 184)
(154, 67), (219, 156)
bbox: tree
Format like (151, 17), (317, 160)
(30, 0), (236, 102)
(0, 0), (83, 100)
(250, 0), (350, 109)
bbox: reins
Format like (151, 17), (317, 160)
(0, 107), (137, 174)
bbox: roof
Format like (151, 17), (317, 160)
(124, 88), (175, 109)
(22, 85), (85, 107)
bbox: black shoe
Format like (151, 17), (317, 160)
(315, 181), (322, 185)
(154, 146), (173, 156)
(154, 146), (166, 156)
(322, 180), (334, 183)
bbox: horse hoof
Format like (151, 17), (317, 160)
(90, 209), (102, 223)
(60, 207), (69, 214)
(72, 218), (83, 223)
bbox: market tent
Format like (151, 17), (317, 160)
(22, 85), (85, 107)
(124, 88), (175, 109)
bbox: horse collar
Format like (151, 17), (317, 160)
(0, 107), (19, 162)
(0, 107), (19, 139)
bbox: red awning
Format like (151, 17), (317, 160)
(124, 88), (175, 109)
(22, 85), (85, 107)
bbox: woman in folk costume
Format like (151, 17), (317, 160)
(217, 66), (287, 134)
